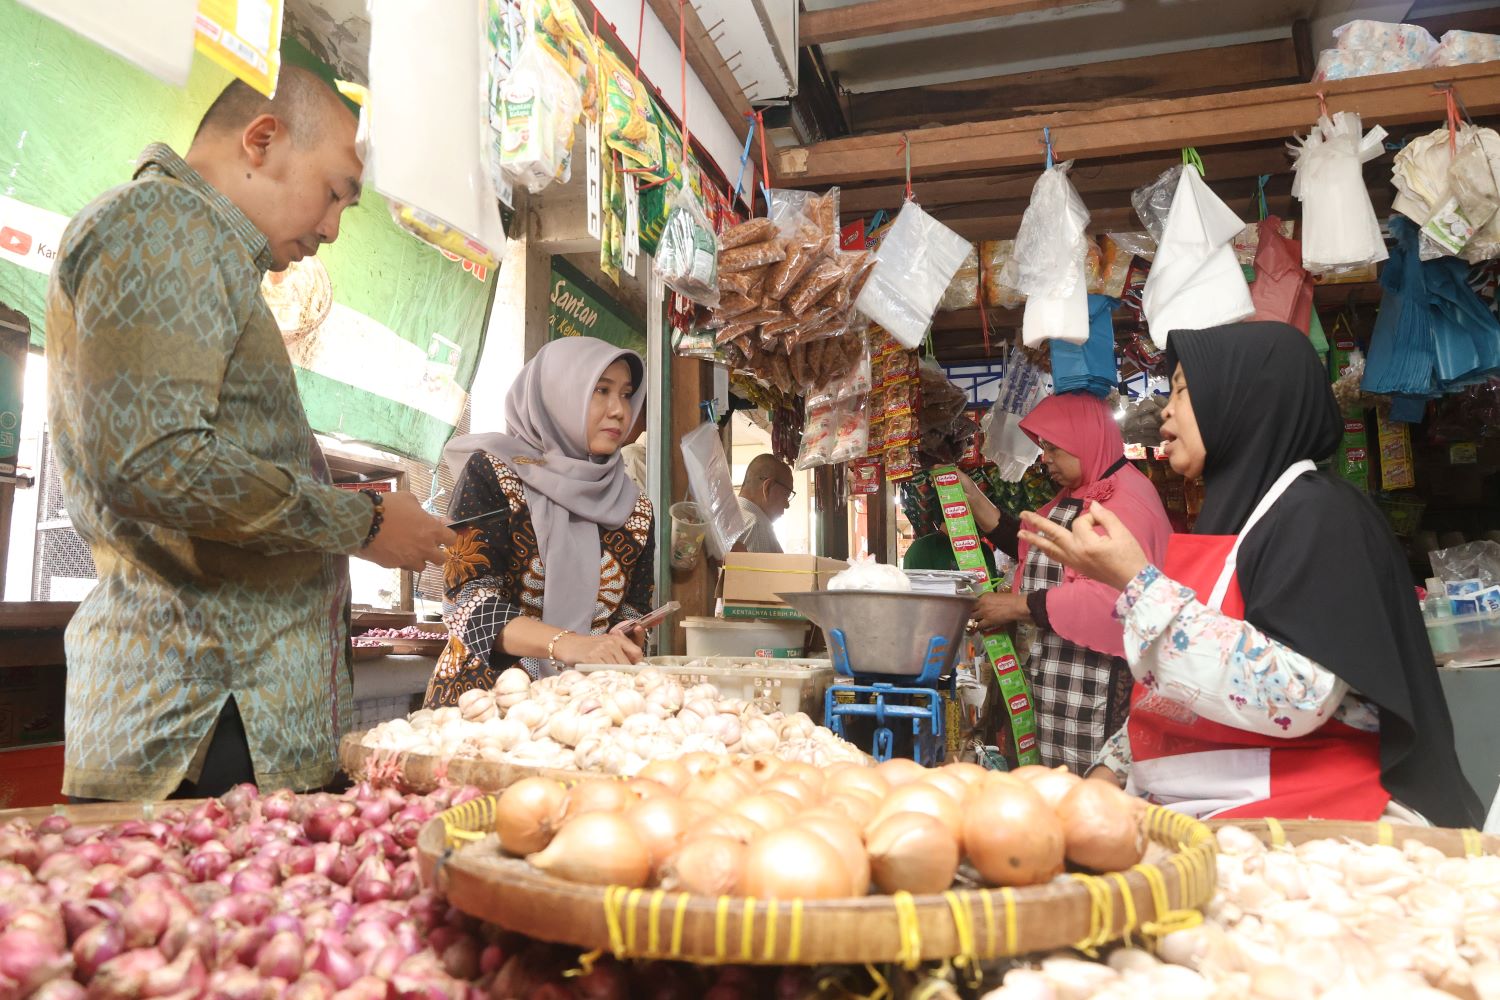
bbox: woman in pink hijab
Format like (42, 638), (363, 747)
(970, 393), (1171, 773)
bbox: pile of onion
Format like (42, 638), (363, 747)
(492, 757), (1146, 899)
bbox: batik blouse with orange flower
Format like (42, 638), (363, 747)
(425, 452), (655, 707)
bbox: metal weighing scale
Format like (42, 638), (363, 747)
(778, 589), (975, 765)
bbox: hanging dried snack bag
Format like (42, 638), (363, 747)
(720, 239), (788, 274)
(769, 229), (832, 300)
(720, 217), (778, 251)
(719, 267), (766, 298)
(657, 185), (720, 306)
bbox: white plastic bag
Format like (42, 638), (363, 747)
(979, 346), (1049, 481)
(1292, 111), (1389, 274)
(829, 554), (911, 592)
(1006, 163), (1091, 347)
(680, 422), (750, 560)
(854, 200), (971, 349)
(1141, 167), (1254, 350)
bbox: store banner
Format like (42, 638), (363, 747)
(0, 1), (491, 463)
(549, 257), (645, 354)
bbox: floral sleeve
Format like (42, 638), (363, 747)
(1115, 565), (1348, 738)
(1094, 724), (1133, 779)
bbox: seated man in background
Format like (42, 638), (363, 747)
(735, 454), (794, 554)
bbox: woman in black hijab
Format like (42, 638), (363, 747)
(1019, 321), (1480, 827)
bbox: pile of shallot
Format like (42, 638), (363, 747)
(486, 757), (1147, 898)
(0, 783), (858, 1000)
(360, 667), (864, 775)
(0, 783), (489, 1000)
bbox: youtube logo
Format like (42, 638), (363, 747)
(0, 227), (31, 257)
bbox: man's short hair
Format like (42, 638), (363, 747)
(744, 453), (792, 489)
(193, 65), (350, 147)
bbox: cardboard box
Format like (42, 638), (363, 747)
(720, 553), (848, 620)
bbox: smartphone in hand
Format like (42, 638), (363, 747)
(610, 601), (682, 635)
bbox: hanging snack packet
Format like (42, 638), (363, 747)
(830, 397), (871, 465)
(196, 0), (284, 98)
(597, 45), (662, 174)
(499, 42), (583, 193)
(796, 404), (838, 471)
(656, 186), (719, 306)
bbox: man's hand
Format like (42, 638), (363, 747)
(358, 492), (456, 573)
(554, 633), (643, 667)
(972, 591), (1031, 630)
(1019, 502), (1148, 591)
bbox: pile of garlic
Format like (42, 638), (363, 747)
(360, 666), (865, 775)
(982, 825), (1500, 1000)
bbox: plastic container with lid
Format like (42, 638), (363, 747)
(1426, 605), (1500, 666)
(679, 616), (809, 659)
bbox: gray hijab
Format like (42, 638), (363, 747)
(443, 337), (646, 637)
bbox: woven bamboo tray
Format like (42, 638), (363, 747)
(417, 796), (1219, 967)
(1211, 817), (1500, 857)
(340, 732), (584, 793)
(0, 799), (208, 825)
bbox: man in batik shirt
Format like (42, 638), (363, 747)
(46, 68), (454, 801)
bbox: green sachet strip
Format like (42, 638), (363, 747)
(931, 466), (1041, 766)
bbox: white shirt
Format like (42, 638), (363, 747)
(736, 496), (783, 553)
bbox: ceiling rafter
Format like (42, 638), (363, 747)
(776, 63), (1500, 186)
(799, 0), (1100, 48)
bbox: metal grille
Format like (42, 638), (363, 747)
(32, 431), (97, 600)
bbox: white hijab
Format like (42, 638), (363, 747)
(443, 338), (646, 636)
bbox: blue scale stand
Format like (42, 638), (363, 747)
(822, 628), (955, 766)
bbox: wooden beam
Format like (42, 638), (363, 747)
(777, 62), (1500, 186)
(1408, 8), (1500, 38)
(644, 0), (753, 145)
(800, 0), (1095, 48)
(843, 40), (1300, 133)
(839, 144), (1294, 215)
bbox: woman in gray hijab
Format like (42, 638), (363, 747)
(425, 337), (655, 705)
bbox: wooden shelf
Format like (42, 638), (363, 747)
(778, 63), (1500, 186)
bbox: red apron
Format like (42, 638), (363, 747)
(1126, 462), (1389, 820)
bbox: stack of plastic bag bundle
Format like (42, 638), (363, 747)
(853, 200), (971, 349)
(1392, 124), (1500, 263)
(1363, 216), (1500, 399)
(1049, 294), (1120, 397)
(1431, 30), (1500, 67)
(1141, 166), (1254, 348)
(1003, 162), (1092, 347)
(979, 346), (1050, 481)
(1314, 20), (1437, 81)
(1427, 256), (1500, 391)
(1249, 215), (1315, 332)
(1291, 112), (1390, 275)
(1363, 217), (1438, 399)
